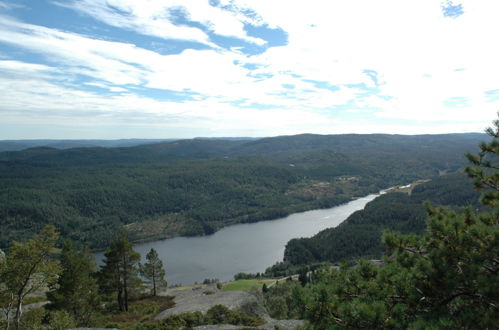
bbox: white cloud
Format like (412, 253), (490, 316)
(1, 0), (499, 138)
(0, 16), (149, 85)
(0, 70), (343, 138)
(84, 81), (128, 92)
(0, 15), (363, 113)
(238, 0), (499, 123)
(56, 0), (266, 46)
(0, 59), (56, 75)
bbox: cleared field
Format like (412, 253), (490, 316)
(222, 279), (276, 291)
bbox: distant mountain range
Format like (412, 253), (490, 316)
(0, 133), (485, 163)
(0, 137), (260, 152)
(0, 139), (176, 152)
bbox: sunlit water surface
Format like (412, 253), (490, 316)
(96, 192), (381, 285)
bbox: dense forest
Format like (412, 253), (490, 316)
(258, 124), (498, 329)
(0, 133), (485, 249)
(282, 173), (482, 266)
(0, 126), (497, 329)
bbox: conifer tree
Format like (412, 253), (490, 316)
(98, 233), (141, 312)
(304, 118), (499, 329)
(466, 115), (499, 205)
(141, 248), (167, 296)
(47, 240), (99, 326)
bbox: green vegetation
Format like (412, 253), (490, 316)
(5, 295), (176, 330)
(263, 280), (307, 320)
(131, 304), (264, 330)
(46, 240), (99, 326)
(221, 279), (266, 292)
(295, 192), (498, 329)
(0, 133), (484, 249)
(260, 120), (499, 328)
(0, 229), (265, 329)
(281, 173), (481, 267)
(0, 225), (60, 330)
(98, 234), (142, 312)
(1, 130), (497, 329)
(96, 295), (176, 329)
(141, 248), (167, 296)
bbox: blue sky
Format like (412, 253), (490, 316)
(0, 0), (497, 139)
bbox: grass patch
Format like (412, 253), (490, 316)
(221, 279), (264, 292)
(172, 284), (205, 291)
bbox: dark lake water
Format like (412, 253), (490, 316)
(96, 192), (382, 286)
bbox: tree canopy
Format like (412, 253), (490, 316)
(0, 225), (60, 330)
(0, 133), (484, 249)
(47, 240), (99, 326)
(299, 119), (499, 329)
(141, 248), (167, 296)
(98, 233), (142, 312)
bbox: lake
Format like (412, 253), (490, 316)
(96, 192), (382, 286)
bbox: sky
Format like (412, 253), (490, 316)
(0, 0), (498, 139)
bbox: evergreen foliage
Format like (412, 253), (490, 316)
(141, 248), (167, 296)
(0, 132), (496, 329)
(283, 173), (481, 266)
(299, 200), (498, 329)
(297, 120), (499, 329)
(0, 133), (483, 249)
(132, 304), (264, 329)
(98, 233), (142, 312)
(466, 117), (499, 206)
(46, 240), (99, 326)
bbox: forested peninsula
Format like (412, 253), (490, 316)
(281, 173), (482, 267)
(0, 133), (485, 249)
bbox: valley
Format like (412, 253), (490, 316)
(1, 131), (497, 329)
(0, 133), (484, 250)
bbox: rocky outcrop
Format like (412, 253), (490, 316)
(193, 319), (305, 330)
(155, 286), (265, 320)
(155, 285), (304, 329)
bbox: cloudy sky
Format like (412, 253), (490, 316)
(0, 0), (497, 139)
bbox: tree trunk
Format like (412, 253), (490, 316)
(14, 295), (22, 330)
(3, 292), (14, 330)
(123, 253), (128, 312)
(117, 287), (124, 312)
(152, 269), (157, 296)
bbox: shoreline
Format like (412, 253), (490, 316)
(97, 181), (422, 253)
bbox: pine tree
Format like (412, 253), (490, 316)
(98, 233), (141, 312)
(303, 118), (499, 329)
(141, 248), (167, 296)
(47, 240), (99, 326)
(465, 115), (499, 205)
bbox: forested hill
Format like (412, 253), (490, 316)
(233, 133), (486, 157)
(0, 139), (178, 152)
(0, 133), (486, 249)
(0, 133), (485, 164)
(0, 137), (259, 152)
(282, 173), (482, 266)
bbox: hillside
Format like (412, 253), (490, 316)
(0, 133), (485, 249)
(0, 139), (180, 152)
(282, 173), (482, 266)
